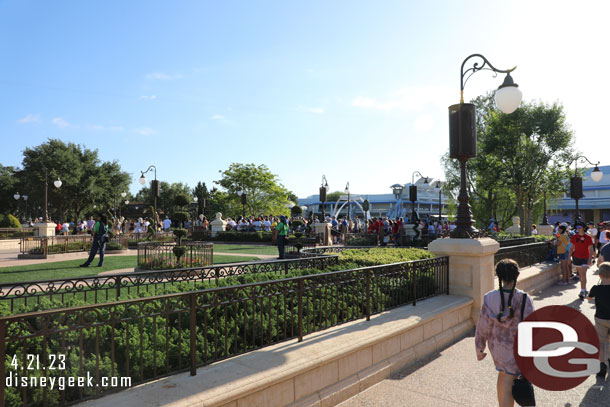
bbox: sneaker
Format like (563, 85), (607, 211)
(597, 362), (607, 378)
(579, 291), (585, 300)
(79, 264), (89, 268)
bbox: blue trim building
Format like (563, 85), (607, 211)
(548, 165), (610, 224)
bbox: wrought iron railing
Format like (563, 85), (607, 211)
(496, 237), (536, 248)
(0, 256), (448, 406)
(0, 227), (35, 240)
(137, 241), (214, 270)
(0, 255), (340, 312)
(494, 241), (551, 268)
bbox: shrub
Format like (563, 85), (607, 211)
(291, 205), (303, 217)
(172, 228), (188, 245)
(291, 220), (303, 230)
(172, 246), (187, 261)
(106, 242), (125, 251)
(174, 194), (189, 207)
(173, 211), (189, 227)
(0, 214), (21, 228)
(346, 234), (378, 246)
(338, 247), (433, 267)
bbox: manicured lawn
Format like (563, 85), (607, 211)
(213, 244), (279, 255)
(0, 254), (259, 284)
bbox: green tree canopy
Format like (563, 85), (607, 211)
(17, 139), (131, 222)
(215, 163), (294, 218)
(135, 181), (191, 217)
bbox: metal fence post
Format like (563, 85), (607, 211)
(0, 320), (5, 407)
(115, 276), (121, 300)
(412, 266), (417, 306)
(297, 279), (303, 342)
(366, 270), (371, 321)
(189, 293), (197, 376)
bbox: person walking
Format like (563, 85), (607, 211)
(79, 214), (109, 268)
(586, 262), (610, 378)
(556, 224), (571, 285)
(475, 259), (535, 407)
(274, 215), (289, 259)
(570, 222), (595, 300)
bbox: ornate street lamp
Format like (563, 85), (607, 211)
(390, 184), (404, 200)
(409, 171), (429, 223)
(344, 182), (351, 220)
(568, 156), (602, 223)
(139, 165), (158, 221)
(319, 175), (329, 222)
(42, 167), (62, 222)
(434, 181), (442, 224)
(238, 190), (247, 218)
(449, 54), (522, 238)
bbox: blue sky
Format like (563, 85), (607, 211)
(1, 1), (609, 200)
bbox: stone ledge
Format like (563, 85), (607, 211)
(78, 295), (473, 407)
(499, 261), (560, 294)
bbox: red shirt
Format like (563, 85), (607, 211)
(571, 234), (593, 259)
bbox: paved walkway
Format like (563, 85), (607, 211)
(338, 265), (608, 407)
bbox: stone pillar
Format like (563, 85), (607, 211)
(428, 237), (500, 323)
(314, 223), (332, 246)
(34, 222), (56, 237)
(537, 224), (554, 236)
(210, 213), (226, 237)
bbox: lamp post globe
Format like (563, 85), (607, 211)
(125, 200), (129, 205)
(494, 73), (522, 114)
(591, 165), (603, 182)
(13, 193), (20, 200)
(139, 175), (146, 185)
(390, 184), (404, 200)
(54, 179), (62, 189)
(121, 191), (127, 198)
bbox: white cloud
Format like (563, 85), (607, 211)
(211, 114), (226, 121)
(51, 117), (75, 128)
(132, 127), (157, 136)
(17, 114), (41, 124)
(145, 72), (182, 80)
(87, 124), (105, 131)
(300, 107), (324, 114)
(352, 86), (453, 112)
(140, 95), (157, 100)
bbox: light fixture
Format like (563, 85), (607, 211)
(22, 195), (28, 201)
(390, 184), (404, 200)
(434, 181), (441, 193)
(139, 175), (146, 185)
(591, 165), (603, 183)
(125, 200), (129, 205)
(193, 196), (198, 203)
(494, 73), (522, 114)
(121, 191), (127, 198)
(13, 192), (20, 200)
(54, 178), (62, 188)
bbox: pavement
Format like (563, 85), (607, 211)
(338, 264), (609, 407)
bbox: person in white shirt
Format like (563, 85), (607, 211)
(263, 217), (271, 231)
(163, 217), (172, 231)
(531, 224), (538, 235)
(144, 219), (150, 232)
(253, 217), (262, 231)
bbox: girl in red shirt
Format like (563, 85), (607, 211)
(571, 222), (594, 300)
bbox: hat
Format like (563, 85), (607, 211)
(279, 215), (286, 222)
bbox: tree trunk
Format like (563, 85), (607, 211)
(516, 186), (524, 235)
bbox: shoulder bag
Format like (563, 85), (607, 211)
(512, 293), (535, 406)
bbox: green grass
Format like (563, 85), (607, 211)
(0, 255), (260, 284)
(213, 243), (279, 255)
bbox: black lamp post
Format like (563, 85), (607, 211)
(344, 182), (351, 220)
(139, 165), (158, 222)
(410, 171), (429, 223)
(568, 156), (603, 223)
(541, 191), (549, 225)
(42, 166), (62, 222)
(238, 190), (247, 218)
(434, 181), (442, 223)
(319, 175), (329, 222)
(449, 54), (522, 238)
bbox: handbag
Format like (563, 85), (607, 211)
(512, 293), (536, 406)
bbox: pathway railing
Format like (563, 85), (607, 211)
(494, 241), (551, 268)
(0, 255), (340, 312)
(137, 241), (214, 269)
(0, 256), (448, 406)
(0, 227), (35, 240)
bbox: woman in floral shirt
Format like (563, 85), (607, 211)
(475, 259), (535, 407)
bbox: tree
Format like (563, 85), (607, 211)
(0, 164), (19, 215)
(135, 182), (191, 217)
(215, 163), (294, 218)
(18, 139), (131, 222)
(442, 95), (574, 234)
(325, 191), (343, 202)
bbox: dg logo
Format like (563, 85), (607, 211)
(514, 305), (600, 391)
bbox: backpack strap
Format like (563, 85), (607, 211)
(520, 293), (527, 321)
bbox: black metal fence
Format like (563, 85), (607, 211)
(0, 256), (448, 406)
(0, 255), (340, 312)
(494, 241), (551, 268)
(497, 237), (536, 248)
(0, 228), (35, 240)
(137, 241), (214, 270)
